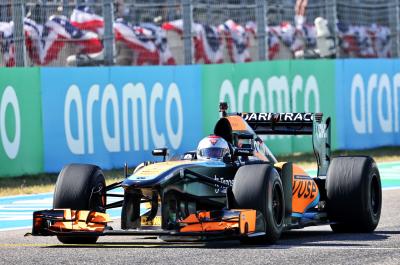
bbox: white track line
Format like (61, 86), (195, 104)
(271, 246), (400, 251)
(0, 226), (31, 232)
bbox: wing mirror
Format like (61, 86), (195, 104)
(152, 148), (168, 161)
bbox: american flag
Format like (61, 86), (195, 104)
(1, 16), (102, 66)
(162, 19), (184, 35)
(140, 23), (176, 65)
(267, 26), (281, 60)
(24, 18), (43, 65)
(337, 23), (391, 58)
(70, 6), (104, 35)
(199, 24), (224, 64)
(369, 24), (391, 58)
(219, 20), (251, 63)
(162, 19), (223, 64)
(245, 21), (281, 60)
(40, 15), (103, 65)
(114, 19), (159, 65)
(246, 21), (316, 60)
(163, 19), (202, 62)
(0, 21), (15, 67)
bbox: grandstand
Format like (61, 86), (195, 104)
(0, 0), (398, 66)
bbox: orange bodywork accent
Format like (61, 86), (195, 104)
(226, 116), (247, 131)
(197, 211), (211, 219)
(179, 210), (256, 235)
(291, 165), (319, 214)
(51, 209), (111, 232)
(275, 162), (320, 215)
(239, 210), (256, 234)
(180, 221), (239, 232)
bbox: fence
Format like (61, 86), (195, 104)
(0, 0), (399, 67)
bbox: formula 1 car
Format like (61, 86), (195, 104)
(32, 102), (382, 244)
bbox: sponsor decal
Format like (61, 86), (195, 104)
(292, 175), (317, 199)
(241, 112), (313, 122)
(141, 215), (161, 226)
(0, 86), (20, 159)
(202, 60), (335, 154)
(237, 148), (252, 155)
(337, 60), (400, 149)
(350, 73), (400, 134)
(219, 75), (320, 114)
(63, 82), (183, 154)
(0, 68), (43, 176)
(214, 175), (234, 193)
(316, 123), (327, 139)
(41, 66), (202, 171)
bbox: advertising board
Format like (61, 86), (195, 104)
(201, 60), (336, 155)
(41, 66), (203, 172)
(0, 68), (43, 176)
(336, 59), (400, 149)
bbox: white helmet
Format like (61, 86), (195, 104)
(197, 135), (230, 160)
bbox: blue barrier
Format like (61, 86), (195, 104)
(41, 66), (203, 172)
(335, 59), (400, 149)
(1, 60), (398, 177)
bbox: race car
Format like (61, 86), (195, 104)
(32, 102), (382, 244)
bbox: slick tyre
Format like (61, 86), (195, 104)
(53, 164), (106, 244)
(232, 164), (285, 244)
(326, 156), (382, 233)
(121, 191), (141, 230)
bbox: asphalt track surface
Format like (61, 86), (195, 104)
(0, 189), (399, 265)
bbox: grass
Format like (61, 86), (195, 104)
(0, 146), (399, 197)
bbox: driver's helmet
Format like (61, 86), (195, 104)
(197, 135), (230, 161)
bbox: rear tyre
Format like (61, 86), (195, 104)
(232, 164), (284, 244)
(53, 164), (106, 244)
(326, 156), (381, 233)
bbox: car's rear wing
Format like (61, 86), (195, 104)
(219, 102), (331, 177)
(240, 112), (314, 135)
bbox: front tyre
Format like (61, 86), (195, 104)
(232, 164), (285, 244)
(53, 164), (106, 244)
(326, 156), (382, 232)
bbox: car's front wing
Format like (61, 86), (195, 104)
(31, 209), (262, 240)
